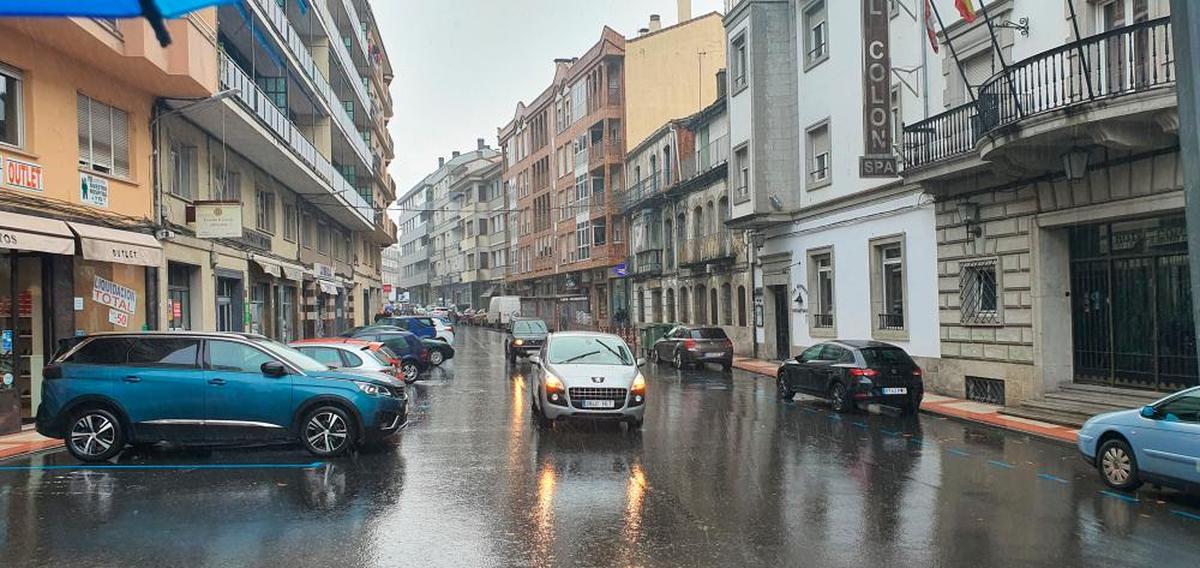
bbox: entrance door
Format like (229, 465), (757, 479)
(771, 285), (790, 361)
(1098, 0), (1150, 95)
(216, 276), (244, 332)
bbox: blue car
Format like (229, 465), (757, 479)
(36, 332), (408, 462)
(1078, 386), (1200, 492)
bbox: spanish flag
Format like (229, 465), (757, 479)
(924, 0), (940, 53)
(956, 0), (979, 23)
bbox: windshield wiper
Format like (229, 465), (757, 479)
(561, 350), (602, 363)
(594, 339), (630, 364)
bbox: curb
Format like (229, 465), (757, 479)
(0, 439), (64, 461)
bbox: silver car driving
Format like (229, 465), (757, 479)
(529, 332), (646, 429)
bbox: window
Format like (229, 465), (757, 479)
(806, 120), (831, 188)
(804, 1), (829, 69)
(77, 93), (130, 177)
(798, 344), (824, 363)
(1155, 391), (1200, 424)
(0, 64), (23, 147)
(126, 338), (200, 368)
(66, 337), (133, 365)
(593, 217), (607, 246)
(317, 221), (330, 254)
(577, 220), (591, 260)
(212, 168), (241, 202)
(257, 76), (287, 112)
(731, 34), (747, 92)
(301, 212), (314, 249)
(954, 49), (996, 105)
(167, 262), (193, 331)
(721, 283), (732, 325)
(960, 259), (1000, 324)
(737, 285), (747, 326)
(808, 250), (834, 330)
(256, 189), (276, 233)
(283, 203), (298, 242)
(479, 252), (489, 268)
(170, 144), (197, 199)
(208, 340), (275, 373)
(299, 346), (344, 368)
(872, 238), (906, 332)
(890, 86), (902, 155)
(819, 344), (854, 364)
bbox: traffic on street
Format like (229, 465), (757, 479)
(1, 327), (1198, 567)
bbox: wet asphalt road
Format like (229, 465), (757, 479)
(2, 327), (1199, 567)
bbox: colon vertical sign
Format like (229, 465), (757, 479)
(860, 0), (897, 178)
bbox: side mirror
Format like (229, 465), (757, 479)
(529, 355), (542, 366)
(1140, 405), (1158, 419)
(636, 358), (646, 367)
(261, 361), (288, 378)
(794, 356), (805, 363)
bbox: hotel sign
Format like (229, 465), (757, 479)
(860, 0), (897, 178)
(194, 201), (244, 239)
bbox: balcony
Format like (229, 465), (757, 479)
(619, 174), (664, 212)
(903, 17), (1176, 172)
(589, 139), (623, 168)
(679, 134), (730, 182)
(679, 232), (744, 267)
(631, 249), (664, 277)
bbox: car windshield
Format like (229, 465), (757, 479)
(250, 338), (330, 372)
(548, 336), (633, 366)
(860, 347), (916, 367)
(513, 320), (547, 334)
(691, 328), (728, 339)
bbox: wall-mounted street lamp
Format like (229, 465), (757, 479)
(957, 201), (982, 237)
(1062, 148), (1091, 181)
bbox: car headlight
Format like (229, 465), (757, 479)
(514, 339), (525, 346)
(544, 372), (565, 392)
(631, 372), (646, 393)
(355, 381), (387, 396)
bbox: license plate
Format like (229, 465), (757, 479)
(882, 387), (908, 395)
(705, 352), (723, 358)
(582, 399), (616, 409)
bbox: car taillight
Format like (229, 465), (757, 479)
(448, 325), (454, 332)
(912, 368), (923, 377)
(723, 338), (733, 348)
(683, 339), (697, 350)
(849, 368), (879, 377)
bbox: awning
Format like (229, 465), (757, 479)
(280, 264), (304, 281)
(318, 280), (340, 295)
(0, 210), (75, 255)
(68, 222), (162, 267)
(252, 258), (282, 278)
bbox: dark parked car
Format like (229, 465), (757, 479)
(650, 326), (734, 370)
(421, 338), (454, 366)
(776, 340), (923, 414)
(37, 332), (408, 462)
(344, 328), (431, 382)
(505, 319), (548, 362)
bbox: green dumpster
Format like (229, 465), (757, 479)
(639, 323), (676, 358)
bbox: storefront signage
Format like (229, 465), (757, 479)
(194, 202), (244, 239)
(314, 263), (335, 280)
(171, 299), (182, 320)
(860, 0), (897, 178)
(74, 297), (84, 311)
(93, 276), (138, 314)
(108, 308), (129, 328)
(4, 158), (44, 192)
(80, 173), (109, 208)
(382, 284), (392, 295)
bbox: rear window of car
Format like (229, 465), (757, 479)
(513, 320), (547, 334)
(860, 347), (916, 367)
(64, 337), (133, 365)
(691, 328), (728, 339)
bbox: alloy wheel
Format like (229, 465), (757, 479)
(830, 382), (848, 412)
(402, 363), (418, 383)
(674, 352), (683, 369)
(1102, 446), (1132, 485)
(69, 413), (116, 457)
(305, 411), (349, 454)
(430, 350), (445, 366)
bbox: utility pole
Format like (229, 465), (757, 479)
(1173, 0), (1200, 367)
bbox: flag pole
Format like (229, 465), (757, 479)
(929, 0), (978, 105)
(978, 3), (1025, 117)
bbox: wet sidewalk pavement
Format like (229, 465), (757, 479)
(732, 356), (1080, 444)
(0, 428), (60, 460)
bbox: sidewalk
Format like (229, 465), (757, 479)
(0, 428), (61, 460)
(731, 356), (1079, 444)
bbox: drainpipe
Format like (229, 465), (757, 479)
(749, 229), (759, 360)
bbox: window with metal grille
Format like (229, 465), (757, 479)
(960, 259), (1000, 324)
(966, 376), (1005, 405)
(77, 93), (130, 178)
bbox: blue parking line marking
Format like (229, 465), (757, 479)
(852, 421), (868, 429)
(800, 407), (820, 414)
(987, 460), (1015, 470)
(1171, 510), (1200, 521)
(0, 461), (325, 472)
(829, 414), (842, 421)
(946, 448), (970, 457)
(881, 430), (900, 437)
(1100, 490), (1139, 503)
(1038, 473), (1070, 484)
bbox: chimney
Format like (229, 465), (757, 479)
(477, 138), (486, 150)
(677, 0), (692, 23)
(638, 27), (650, 36)
(648, 14), (662, 32)
(438, 157), (445, 168)
(716, 68), (727, 98)
(452, 151), (461, 158)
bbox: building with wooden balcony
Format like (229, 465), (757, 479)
(902, 1), (1191, 413)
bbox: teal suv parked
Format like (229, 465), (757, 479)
(36, 332), (408, 462)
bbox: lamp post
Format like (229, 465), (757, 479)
(1172, 0), (1200, 368)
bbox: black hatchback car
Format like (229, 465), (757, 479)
(505, 319), (548, 362)
(777, 340), (923, 414)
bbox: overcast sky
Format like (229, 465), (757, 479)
(372, 0), (726, 201)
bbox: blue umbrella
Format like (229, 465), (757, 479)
(0, 0), (238, 46)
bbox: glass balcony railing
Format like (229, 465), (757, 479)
(314, 0), (370, 113)
(680, 134), (730, 180)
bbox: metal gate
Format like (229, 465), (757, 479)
(1069, 216), (1197, 391)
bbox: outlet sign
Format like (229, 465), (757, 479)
(860, 0), (897, 178)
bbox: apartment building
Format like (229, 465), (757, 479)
(395, 176), (432, 306)
(453, 151), (508, 310)
(428, 147), (500, 307)
(500, 8), (726, 328)
(381, 243), (401, 302)
(0, 13), (216, 425)
(902, 0), (1189, 412)
(155, 0), (396, 340)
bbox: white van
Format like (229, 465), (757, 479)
(487, 296), (522, 328)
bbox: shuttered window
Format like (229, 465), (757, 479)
(77, 93), (130, 178)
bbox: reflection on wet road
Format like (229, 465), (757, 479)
(1, 327), (1199, 567)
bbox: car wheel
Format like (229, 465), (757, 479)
(651, 349), (661, 365)
(673, 351), (684, 370)
(777, 377), (795, 401)
(66, 407), (126, 462)
(429, 349), (445, 366)
(532, 400), (553, 430)
(301, 406), (355, 457)
(401, 362), (419, 384)
(829, 381), (851, 413)
(1098, 438), (1143, 491)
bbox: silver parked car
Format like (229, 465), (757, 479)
(529, 332), (646, 429)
